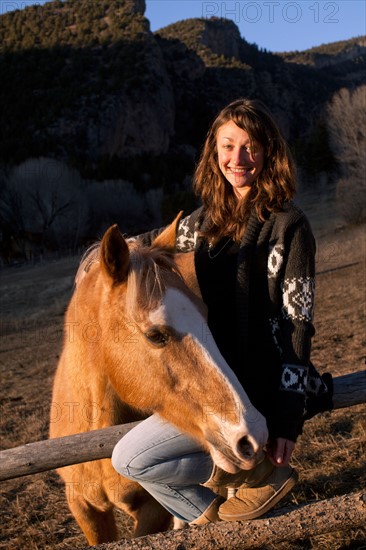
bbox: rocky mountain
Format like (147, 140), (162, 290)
(0, 0), (364, 185)
(0, 0), (176, 169)
(280, 36), (366, 70)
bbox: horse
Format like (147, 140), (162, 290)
(49, 212), (268, 545)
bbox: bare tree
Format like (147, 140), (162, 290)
(29, 187), (72, 237)
(326, 85), (366, 223)
(1, 158), (91, 258)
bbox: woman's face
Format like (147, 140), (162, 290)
(216, 120), (264, 199)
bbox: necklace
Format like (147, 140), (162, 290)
(208, 237), (232, 259)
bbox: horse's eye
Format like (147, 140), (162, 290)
(145, 329), (170, 347)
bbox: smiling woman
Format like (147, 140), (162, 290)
(111, 98), (333, 529)
(194, 98), (296, 243)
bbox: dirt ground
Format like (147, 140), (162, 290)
(0, 189), (365, 549)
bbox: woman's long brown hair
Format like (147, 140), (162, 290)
(193, 98), (296, 243)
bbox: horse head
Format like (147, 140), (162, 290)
(79, 213), (268, 473)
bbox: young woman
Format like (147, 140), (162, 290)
(112, 98), (332, 524)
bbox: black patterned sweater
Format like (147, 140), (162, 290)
(138, 202), (333, 442)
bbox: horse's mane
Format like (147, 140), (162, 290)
(75, 238), (182, 319)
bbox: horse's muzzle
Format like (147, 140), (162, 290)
(236, 435), (265, 470)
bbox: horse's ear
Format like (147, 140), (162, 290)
(151, 211), (183, 251)
(100, 224), (129, 282)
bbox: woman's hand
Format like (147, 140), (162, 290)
(268, 438), (295, 467)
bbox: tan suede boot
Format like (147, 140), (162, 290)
(203, 455), (268, 490)
(189, 496), (226, 525)
(218, 459), (298, 521)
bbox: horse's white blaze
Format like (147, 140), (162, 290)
(149, 288), (268, 463)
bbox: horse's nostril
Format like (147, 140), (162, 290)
(237, 436), (254, 459)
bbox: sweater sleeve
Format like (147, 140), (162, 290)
(272, 217), (316, 441)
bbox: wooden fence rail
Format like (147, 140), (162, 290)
(1, 370), (365, 483)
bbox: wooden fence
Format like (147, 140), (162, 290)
(1, 371), (365, 483)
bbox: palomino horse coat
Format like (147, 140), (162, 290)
(49, 213), (268, 545)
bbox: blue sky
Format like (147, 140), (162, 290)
(146, 0), (365, 52)
(1, 0), (365, 52)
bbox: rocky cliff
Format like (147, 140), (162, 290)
(0, 0), (175, 163)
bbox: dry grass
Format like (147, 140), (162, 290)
(1, 191), (365, 549)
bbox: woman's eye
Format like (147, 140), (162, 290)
(145, 329), (170, 347)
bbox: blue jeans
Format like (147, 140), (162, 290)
(111, 414), (216, 522)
